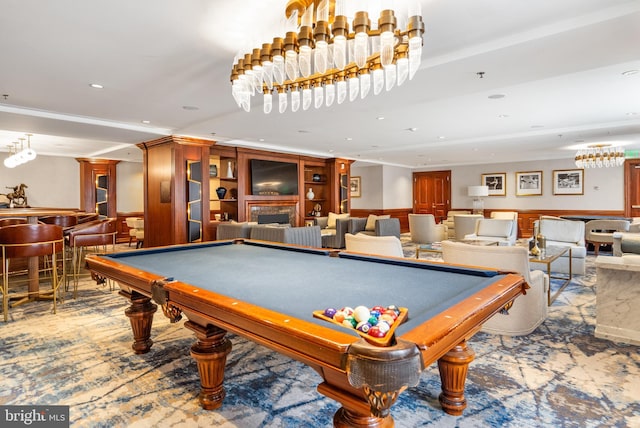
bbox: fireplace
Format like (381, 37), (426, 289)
(246, 202), (299, 226)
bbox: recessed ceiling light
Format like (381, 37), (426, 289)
(488, 94), (505, 99)
(141, 120), (151, 124)
(438, 136), (445, 139)
(407, 127), (418, 132)
(89, 83), (103, 89)
(626, 112), (638, 116)
(258, 138), (265, 142)
(345, 137), (353, 141)
(377, 116), (385, 120)
(182, 105), (199, 110)
(498, 114), (509, 118)
(622, 70), (639, 76)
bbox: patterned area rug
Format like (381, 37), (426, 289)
(1, 242), (639, 428)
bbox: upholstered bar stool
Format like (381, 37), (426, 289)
(66, 218), (117, 297)
(0, 224), (64, 322)
(125, 217), (142, 247)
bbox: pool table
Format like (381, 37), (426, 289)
(86, 240), (527, 427)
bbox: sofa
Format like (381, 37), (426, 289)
(344, 233), (404, 258)
(349, 215), (401, 239)
(441, 241), (548, 336)
(315, 213), (351, 248)
(532, 216), (586, 275)
(464, 218), (517, 246)
(594, 254), (640, 345)
(249, 225), (322, 247)
(216, 222), (255, 240)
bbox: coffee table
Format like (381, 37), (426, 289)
(416, 239), (499, 258)
(528, 245), (572, 305)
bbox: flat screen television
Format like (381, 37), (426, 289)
(250, 159), (299, 196)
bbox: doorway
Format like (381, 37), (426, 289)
(413, 171), (451, 222)
(625, 159), (640, 218)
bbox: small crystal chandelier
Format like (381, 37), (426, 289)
(574, 144), (625, 169)
(3, 134), (37, 168)
(230, 0), (425, 113)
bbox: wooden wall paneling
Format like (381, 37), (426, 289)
(76, 158), (119, 218)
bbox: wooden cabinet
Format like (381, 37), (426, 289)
(302, 160), (329, 220)
(137, 136), (214, 247)
(209, 147), (238, 222)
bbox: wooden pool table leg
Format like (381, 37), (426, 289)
(120, 290), (157, 354)
(185, 321), (233, 410)
(437, 340), (476, 416)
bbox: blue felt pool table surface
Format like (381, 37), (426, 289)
(104, 240), (505, 334)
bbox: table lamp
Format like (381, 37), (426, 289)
(468, 185), (489, 215)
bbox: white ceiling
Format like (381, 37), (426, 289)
(1, 0), (639, 168)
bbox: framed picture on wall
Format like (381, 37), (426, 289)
(553, 169), (584, 195)
(350, 176), (361, 198)
(481, 173), (506, 196)
(515, 171), (543, 196)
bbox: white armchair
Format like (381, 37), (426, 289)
(443, 210), (471, 239)
(464, 218), (517, 246)
(490, 211), (519, 241)
(453, 214), (483, 240)
(408, 214), (447, 244)
(441, 240), (548, 336)
(534, 216), (586, 275)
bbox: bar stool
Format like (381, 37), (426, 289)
(0, 218), (27, 228)
(0, 224), (64, 322)
(65, 218), (117, 297)
(125, 217), (142, 247)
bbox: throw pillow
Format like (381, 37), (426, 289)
(327, 212), (350, 229)
(365, 214), (390, 231)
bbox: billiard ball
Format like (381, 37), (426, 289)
(324, 308), (337, 318)
(356, 321), (371, 333)
(353, 306), (370, 322)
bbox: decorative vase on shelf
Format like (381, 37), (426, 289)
(226, 161), (234, 178)
(216, 187), (227, 200)
(307, 188), (315, 200)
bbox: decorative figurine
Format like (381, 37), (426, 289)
(1, 183), (28, 207)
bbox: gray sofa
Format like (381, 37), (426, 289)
(216, 222), (254, 240)
(349, 216), (401, 239)
(249, 225), (322, 247)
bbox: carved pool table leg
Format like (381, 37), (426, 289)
(185, 321), (233, 410)
(120, 290), (157, 354)
(437, 340), (476, 416)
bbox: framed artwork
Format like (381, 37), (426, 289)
(516, 171), (543, 196)
(553, 169), (584, 195)
(350, 176), (361, 198)
(481, 173), (506, 196)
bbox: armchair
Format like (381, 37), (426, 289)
(585, 219), (630, 255)
(490, 211), (519, 241)
(349, 215), (401, 239)
(443, 210), (471, 239)
(408, 214), (447, 244)
(534, 216), (586, 275)
(613, 231), (640, 257)
(441, 241), (548, 335)
(464, 218), (517, 246)
(315, 213), (350, 248)
(453, 214), (483, 240)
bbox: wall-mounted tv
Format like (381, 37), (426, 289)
(250, 159), (299, 196)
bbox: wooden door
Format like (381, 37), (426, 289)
(413, 171), (451, 223)
(625, 159), (640, 218)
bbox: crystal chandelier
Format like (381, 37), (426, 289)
(230, 0), (425, 113)
(574, 144), (625, 169)
(4, 134), (37, 168)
